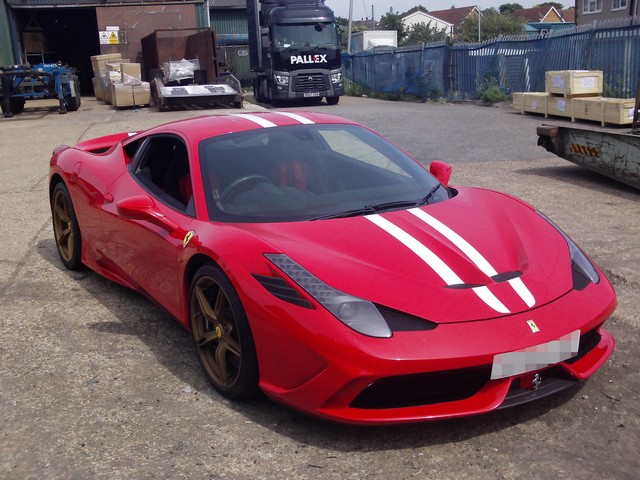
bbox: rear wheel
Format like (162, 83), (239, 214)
(51, 182), (83, 270)
(190, 264), (259, 399)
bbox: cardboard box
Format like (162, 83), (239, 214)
(120, 63), (142, 81)
(547, 95), (573, 118)
(110, 82), (151, 107)
(92, 77), (105, 101)
(23, 31), (45, 52)
(545, 70), (603, 96)
(90, 53), (122, 75)
(106, 59), (130, 72)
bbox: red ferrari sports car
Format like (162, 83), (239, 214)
(49, 111), (616, 425)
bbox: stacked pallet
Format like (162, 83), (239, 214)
(90, 53), (151, 108)
(512, 70), (636, 126)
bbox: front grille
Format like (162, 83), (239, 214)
(351, 366), (491, 409)
(293, 74), (327, 93)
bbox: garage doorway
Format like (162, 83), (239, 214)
(12, 8), (99, 95)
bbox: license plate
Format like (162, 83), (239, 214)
(490, 330), (580, 379)
(303, 92), (320, 97)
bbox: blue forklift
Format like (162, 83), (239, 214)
(0, 61), (81, 118)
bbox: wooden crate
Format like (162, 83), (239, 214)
(545, 70), (603, 96)
(547, 95), (573, 118)
(512, 92), (548, 114)
(572, 97), (604, 122)
(603, 98), (636, 125)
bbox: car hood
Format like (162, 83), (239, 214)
(239, 188), (573, 323)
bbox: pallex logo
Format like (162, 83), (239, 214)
(290, 54), (328, 65)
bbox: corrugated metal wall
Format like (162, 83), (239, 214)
(211, 9), (247, 35)
(346, 17), (640, 101)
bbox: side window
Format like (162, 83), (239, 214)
(132, 135), (193, 214)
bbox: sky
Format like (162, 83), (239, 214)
(324, 1), (566, 20)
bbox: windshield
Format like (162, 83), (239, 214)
(199, 124), (449, 223)
(273, 22), (338, 48)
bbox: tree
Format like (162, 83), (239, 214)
(378, 11), (406, 43)
(456, 8), (526, 43)
(402, 22), (448, 46)
(534, 2), (564, 9)
(499, 3), (524, 14)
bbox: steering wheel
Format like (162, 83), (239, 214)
(220, 175), (273, 203)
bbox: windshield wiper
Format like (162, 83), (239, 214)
(309, 200), (418, 221)
(418, 184), (443, 206)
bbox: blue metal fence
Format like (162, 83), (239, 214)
(344, 17), (640, 101)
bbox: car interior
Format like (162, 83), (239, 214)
(131, 134), (194, 214)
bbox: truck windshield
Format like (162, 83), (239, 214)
(273, 23), (338, 48)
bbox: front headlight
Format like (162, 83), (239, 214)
(330, 72), (342, 84)
(265, 253), (392, 338)
(537, 211), (600, 289)
(274, 74), (290, 86)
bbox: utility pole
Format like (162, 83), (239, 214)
(347, 0), (353, 54)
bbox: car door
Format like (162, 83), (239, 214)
(99, 133), (195, 320)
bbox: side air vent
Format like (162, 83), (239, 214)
(253, 274), (313, 309)
(376, 305), (438, 332)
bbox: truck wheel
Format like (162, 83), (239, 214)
(326, 96), (340, 105)
(64, 76), (81, 112)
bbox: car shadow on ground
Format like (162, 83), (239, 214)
(36, 235), (585, 451)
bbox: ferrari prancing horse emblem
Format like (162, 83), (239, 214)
(527, 320), (540, 333)
(183, 230), (195, 248)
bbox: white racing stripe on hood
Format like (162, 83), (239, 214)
(408, 208), (536, 308)
(271, 111), (315, 124)
(232, 114), (277, 128)
(365, 214), (510, 314)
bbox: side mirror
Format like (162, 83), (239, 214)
(429, 161), (452, 187)
(117, 195), (181, 234)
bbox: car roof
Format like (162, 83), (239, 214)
(141, 111), (360, 139)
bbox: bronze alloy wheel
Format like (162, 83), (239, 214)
(190, 264), (259, 399)
(51, 182), (82, 270)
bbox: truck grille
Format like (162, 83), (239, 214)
(293, 74), (327, 93)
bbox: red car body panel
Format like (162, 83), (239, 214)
(49, 112), (617, 424)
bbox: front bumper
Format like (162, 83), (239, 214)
(271, 70), (343, 100)
(245, 275), (616, 425)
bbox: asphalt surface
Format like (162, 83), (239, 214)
(1, 95), (638, 479)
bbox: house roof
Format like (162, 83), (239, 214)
(561, 9), (576, 23)
(424, 6), (479, 27)
(512, 6), (564, 23)
(401, 10), (453, 27)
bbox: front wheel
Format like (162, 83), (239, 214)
(51, 182), (83, 270)
(190, 264), (259, 399)
(326, 96), (340, 105)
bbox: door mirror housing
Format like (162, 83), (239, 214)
(429, 161), (452, 186)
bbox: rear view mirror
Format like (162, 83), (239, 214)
(429, 161), (452, 186)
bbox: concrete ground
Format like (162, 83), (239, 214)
(0, 96), (638, 479)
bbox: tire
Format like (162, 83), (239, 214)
(1, 98), (24, 116)
(12, 99), (25, 114)
(190, 264), (259, 399)
(51, 182), (83, 270)
(64, 76), (81, 112)
(326, 96), (340, 105)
